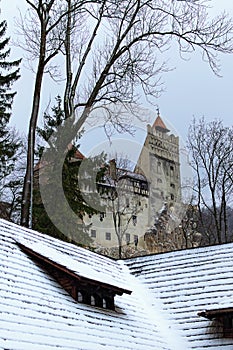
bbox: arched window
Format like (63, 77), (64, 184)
(157, 161), (161, 173)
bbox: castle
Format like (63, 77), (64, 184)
(86, 111), (183, 254)
(33, 110), (198, 257)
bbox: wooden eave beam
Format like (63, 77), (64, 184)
(17, 242), (132, 296)
(198, 307), (233, 320)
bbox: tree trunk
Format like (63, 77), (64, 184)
(20, 29), (46, 227)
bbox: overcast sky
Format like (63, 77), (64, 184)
(1, 0), (233, 145)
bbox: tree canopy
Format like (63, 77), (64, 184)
(0, 19), (22, 219)
(187, 117), (233, 244)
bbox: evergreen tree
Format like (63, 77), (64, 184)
(0, 19), (21, 208)
(33, 96), (105, 246)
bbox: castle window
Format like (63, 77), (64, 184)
(100, 212), (105, 221)
(170, 183), (175, 188)
(171, 194), (174, 200)
(125, 233), (130, 244)
(132, 215), (137, 226)
(157, 162), (162, 173)
(105, 232), (111, 240)
(170, 165), (174, 176)
(91, 229), (96, 238)
(157, 178), (162, 183)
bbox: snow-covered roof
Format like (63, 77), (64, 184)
(1, 218), (233, 349)
(0, 219), (172, 350)
(125, 244), (233, 349)
(15, 238), (131, 294)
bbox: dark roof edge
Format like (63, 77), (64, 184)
(121, 240), (233, 262)
(16, 241), (132, 295)
(198, 307), (233, 320)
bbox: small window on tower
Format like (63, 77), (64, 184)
(157, 161), (162, 173)
(170, 165), (174, 176)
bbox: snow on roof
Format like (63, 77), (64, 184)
(2, 218), (233, 349)
(118, 170), (147, 182)
(0, 219), (171, 350)
(125, 243), (233, 349)
(15, 237), (131, 293)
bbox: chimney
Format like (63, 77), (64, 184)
(109, 159), (117, 180)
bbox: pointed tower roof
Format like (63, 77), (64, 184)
(153, 109), (170, 133)
(74, 149), (85, 160)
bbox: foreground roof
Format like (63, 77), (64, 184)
(0, 219), (176, 350)
(1, 218), (233, 349)
(125, 244), (233, 349)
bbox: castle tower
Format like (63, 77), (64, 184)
(135, 110), (181, 226)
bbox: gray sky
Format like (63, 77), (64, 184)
(1, 0), (233, 143)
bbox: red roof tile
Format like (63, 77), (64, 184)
(153, 115), (170, 132)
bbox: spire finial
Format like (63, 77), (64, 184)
(156, 106), (160, 117)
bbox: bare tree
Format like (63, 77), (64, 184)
(19, 0), (233, 227)
(187, 117), (233, 244)
(62, 0), (233, 129)
(96, 158), (148, 258)
(19, 1), (64, 226)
